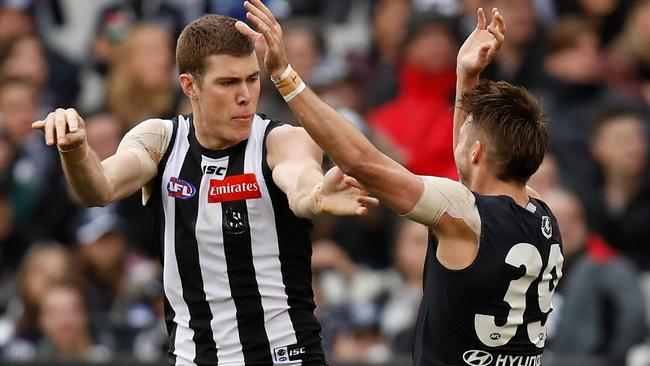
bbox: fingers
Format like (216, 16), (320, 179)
(40, 108), (83, 146)
(250, 0), (278, 25)
(357, 196), (379, 207)
(234, 20), (261, 40)
(31, 120), (45, 130)
(476, 8), (487, 30)
(343, 175), (364, 190)
(245, 0), (278, 28)
(44, 113), (55, 146)
(246, 12), (277, 48)
(54, 109), (68, 145)
(487, 8), (505, 45)
(65, 108), (80, 133)
(355, 206), (369, 216)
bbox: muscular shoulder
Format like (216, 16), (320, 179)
(266, 124), (320, 169)
(405, 176), (480, 235)
(117, 118), (173, 162)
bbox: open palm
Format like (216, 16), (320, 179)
(457, 8), (506, 79)
(319, 167), (378, 216)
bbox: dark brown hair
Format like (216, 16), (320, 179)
(176, 14), (254, 78)
(459, 80), (549, 186)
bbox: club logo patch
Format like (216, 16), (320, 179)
(167, 177), (196, 200)
(541, 216), (552, 239)
(223, 207), (249, 235)
(208, 174), (261, 203)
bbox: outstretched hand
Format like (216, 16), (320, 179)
(457, 7), (506, 79)
(317, 167), (379, 216)
(235, 0), (289, 80)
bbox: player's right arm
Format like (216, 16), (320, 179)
(32, 108), (159, 207)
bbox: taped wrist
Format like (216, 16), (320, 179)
(272, 64), (306, 102)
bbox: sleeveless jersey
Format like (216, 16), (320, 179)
(146, 114), (326, 366)
(413, 194), (564, 366)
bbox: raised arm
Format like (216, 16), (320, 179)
(236, 0), (424, 214)
(454, 8), (506, 149)
(32, 108), (159, 206)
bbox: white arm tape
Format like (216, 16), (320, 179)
(403, 176), (481, 235)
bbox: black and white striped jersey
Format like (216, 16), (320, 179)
(145, 114), (326, 366)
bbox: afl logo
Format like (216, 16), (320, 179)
(541, 216), (552, 239)
(463, 350), (493, 366)
(167, 177), (196, 200)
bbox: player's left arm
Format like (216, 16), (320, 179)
(266, 125), (378, 219)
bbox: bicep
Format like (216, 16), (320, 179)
(103, 119), (166, 202)
(101, 150), (157, 202)
(267, 125), (323, 194)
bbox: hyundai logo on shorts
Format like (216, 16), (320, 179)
(167, 177), (196, 200)
(463, 350), (493, 366)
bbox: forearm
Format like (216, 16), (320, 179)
(59, 142), (114, 207)
(453, 70), (479, 149)
(288, 87), (382, 180)
(276, 163), (323, 219)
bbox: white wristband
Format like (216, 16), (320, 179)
(272, 64), (293, 84)
(283, 82), (306, 102)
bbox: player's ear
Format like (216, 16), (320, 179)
(179, 73), (200, 100)
(470, 140), (484, 164)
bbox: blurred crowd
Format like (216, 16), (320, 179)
(0, 0), (650, 365)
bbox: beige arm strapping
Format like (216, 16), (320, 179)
(115, 118), (172, 204)
(403, 176), (481, 236)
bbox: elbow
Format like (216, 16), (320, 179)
(79, 196), (110, 208)
(337, 150), (374, 178)
(76, 189), (113, 208)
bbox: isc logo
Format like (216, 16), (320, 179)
(167, 177), (196, 200)
(202, 165), (227, 175)
(289, 347), (306, 357)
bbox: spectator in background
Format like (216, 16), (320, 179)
(83, 112), (155, 257)
(1, 243), (73, 361)
(554, 0), (632, 45)
(0, 6), (33, 43)
(311, 219), (429, 359)
(545, 189), (646, 365)
(362, 0), (412, 109)
(527, 153), (561, 194)
(368, 11), (458, 178)
(585, 106), (650, 269)
(535, 17), (629, 194)
(0, 34), (51, 111)
(0, 76), (57, 234)
(106, 23), (178, 131)
(77, 9), (134, 115)
(606, 0), (650, 105)
(481, 0), (546, 89)
(37, 283), (110, 362)
(381, 220), (427, 355)
(74, 205), (160, 353)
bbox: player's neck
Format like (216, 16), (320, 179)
(471, 174), (529, 207)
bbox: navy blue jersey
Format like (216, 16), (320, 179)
(413, 194), (563, 366)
